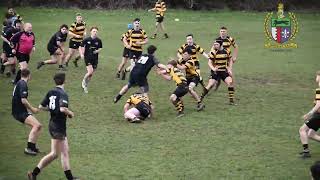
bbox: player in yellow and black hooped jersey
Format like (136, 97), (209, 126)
(177, 34), (209, 87)
(121, 18), (148, 79)
(299, 71), (320, 158)
(123, 93), (153, 123)
(148, 0), (169, 39)
(214, 26), (239, 90)
(158, 60), (189, 118)
(177, 48), (205, 111)
(116, 24), (133, 79)
(201, 40), (236, 105)
(64, 13), (86, 69)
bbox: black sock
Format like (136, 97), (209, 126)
(64, 170), (73, 180)
(0, 64), (5, 73)
(116, 94), (122, 100)
(14, 69), (21, 84)
(27, 142), (36, 150)
(41, 61), (45, 65)
(59, 65), (63, 68)
(303, 144), (309, 151)
(32, 167), (40, 176)
(154, 33), (157, 36)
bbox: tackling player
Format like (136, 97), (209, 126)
(123, 93), (154, 123)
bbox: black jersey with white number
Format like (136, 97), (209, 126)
(131, 54), (159, 77)
(12, 80), (28, 115)
(41, 87), (69, 131)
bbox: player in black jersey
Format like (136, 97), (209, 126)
(11, 69), (42, 155)
(80, 27), (103, 93)
(28, 73), (80, 180)
(1, 20), (22, 76)
(113, 45), (165, 103)
(37, 24), (68, 70)
(298, 71), (320, 158)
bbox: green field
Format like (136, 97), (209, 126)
(0, 7), (320, 180)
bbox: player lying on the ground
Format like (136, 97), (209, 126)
(123, 93), (154, 123)
(158, 59), (189, 118)
(299, 71), (320, 159)
(80, 26), (103, 93)
(113, 45), (165, 103)
(148, 0), (169, 39)
(1, 19), (22, 76)
(28, 73), (80, 180)
(11, 69), (42, 156)
(37, 24), (68, 70)
(200, 40), (236, 105)
(121, 18), (148, 80)
(177, 47), (205, 111)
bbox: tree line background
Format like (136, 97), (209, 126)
(2, 0), (320, 11)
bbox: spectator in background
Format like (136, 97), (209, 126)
(5, 7), (23, 27)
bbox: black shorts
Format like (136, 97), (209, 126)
(128, 73), (149, 93)
(210, 70), (230, 81)
(49, 123), (66, 140)
(47, 45), (58, 56)
(16, 52), (30, 63)
(187, 76), (200, 86)
(85, 57), (98, 69)
(129, 50), (142, 60)
(136, 101), (151, 118)
(122, 47), (130, 58)
(306, 113), (320, 131)
(69, 40), (82, 49)
(3, 43), (14, 58)
(173, 83), (189, 98)
(12, 112), (32, 123)
(156, 16), (164, 23)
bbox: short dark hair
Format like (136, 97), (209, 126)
(182, 47), (193, 55)
(214, 39), (223, 47)
(133, 18), (140, 22)
(14, 20), (21, 26)
(311, 161), (320, 180)
(60, 24), (68, 30)
(90, 26), (98, 31)
(220, 26), (227, 30)
(147, 45), (157, 54)
(53, 73), (66, 85)
(167, 59), (177, 67)
(21, 69), (30, 78)
(186, 34), (193, 38)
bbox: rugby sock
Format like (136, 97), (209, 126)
(14, 69), (21, 84)
(174, 99), (184, 112)
(115, 94), (122, 102)
(201, 88), (209, 99)
(0, 64), (5, 74)
(58, 65), (63, 68)
(32, 167), (40, 176)
(303, 144), (309, 151)
(164, 33), (169, 38)
(64, 170), (74, 180)
(228, 87), (235, 102)
(27, 142), (36, 151)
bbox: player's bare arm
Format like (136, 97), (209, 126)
(60, 107), (74, 118)
(303, 100), (320, 121)
(21, 98), (39, 114)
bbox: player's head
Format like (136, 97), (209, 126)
(133, 18), (141, 30)
(21, 69), (31, 81)
(147, 45), (157, 55)
(7, 7), (15, 15)
(310, 161), (320, 180)
(54, 72), (66, 85)
(186, 34), (194, 45)
(182, 47), (192, 60)
(90, 26), (99, 37)
(59, 24), (68, 34)
(24, 23), (32, 33)
(76, 13), (83, 22)
(167, 59), (177, 68)
(14, 20), (22, 29)
(213, 40), (223, 50)
(220, 26), (228, 38)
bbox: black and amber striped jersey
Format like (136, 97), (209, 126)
(177, 58), (198, 78)
(125, 29), (148, 52)
(167, 67), (187, 85)
(209, 49), (231, 71)
(154, 1), (166, 17)
(121, 33), (130, 47)
(69, 21), (86, 42)
(216, 36), (236, 53)
(126, 94), (152, 106)
(178, 43), (205, 67)
(314, 88), (320, 105)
